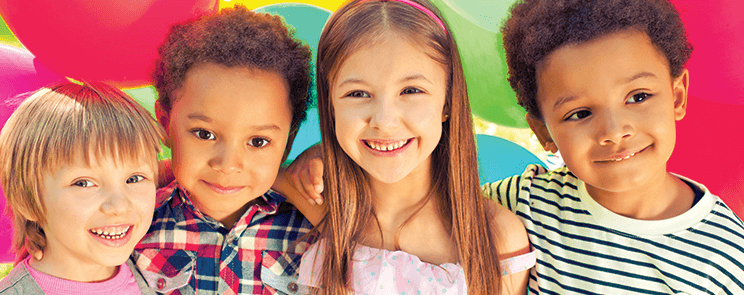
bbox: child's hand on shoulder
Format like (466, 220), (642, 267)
(273, 144), (326, 225)
(283, 144), (324, 205)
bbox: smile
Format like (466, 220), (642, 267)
(363, 138), (412, 152)
(202, 180), (244, 194)
(600, 146), (649, 162)
(88, 225), (131, 240)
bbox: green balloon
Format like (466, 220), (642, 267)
(123, 86), (171, 160)
(0, 14), (23, 48)
(432, 0), (527, 128)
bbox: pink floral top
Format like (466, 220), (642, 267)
(298, 242), (536, 294)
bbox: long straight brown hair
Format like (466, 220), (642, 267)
(313, 0), (501, 293)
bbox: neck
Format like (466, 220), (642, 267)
(29, 250), (118, 282)
(586, 170), (694, 220)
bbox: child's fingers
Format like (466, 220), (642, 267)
(308, 158), (324, 204)
(288, 167), (316, 205)
(300, 167), (320, 203)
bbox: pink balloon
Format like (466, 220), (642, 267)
(0, 0), (218, 88)
(0, 44), (65, 263)
(1, 44), (64, 126)
(668, 96), (744, 217)
(673, 0), (744, 105)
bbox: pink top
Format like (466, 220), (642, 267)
(298, 242), (536, 294)
(24, 257), (142, 295)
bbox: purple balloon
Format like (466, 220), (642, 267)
(0, 44), (64, 263)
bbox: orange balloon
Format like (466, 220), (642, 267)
(219, 0), (345, 12)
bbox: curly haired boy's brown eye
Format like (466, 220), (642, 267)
(567, 110), (592, 121)
(249, 137), (270, 148)
(628, 92), (652, 103)
(192, 129), (215, 140)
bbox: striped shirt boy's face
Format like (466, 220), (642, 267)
(532, 29), (688, 201)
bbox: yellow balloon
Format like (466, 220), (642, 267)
(219, 0), (346, 12)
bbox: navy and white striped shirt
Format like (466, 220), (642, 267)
(483, 165), (744, 295)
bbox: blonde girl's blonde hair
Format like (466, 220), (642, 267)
(313, 0), (501, 293)
(0, 81), (165, 259)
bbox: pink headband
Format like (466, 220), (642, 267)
(361, 0), (447, 33)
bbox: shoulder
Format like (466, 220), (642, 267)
(485, 201), (530, 259)
(0, 263), (43, 294)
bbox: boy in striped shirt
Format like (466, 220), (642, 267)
(485, 0), (744, 293)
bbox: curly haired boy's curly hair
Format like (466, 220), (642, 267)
(153, 5), (312, 148)
(502, 0), (693, 119)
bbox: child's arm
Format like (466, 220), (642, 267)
(487, 201), (530, 295)
(272, 144), (326, 225)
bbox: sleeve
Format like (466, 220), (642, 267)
(482, 175), (522, 213)
(482, 164), (547, 213)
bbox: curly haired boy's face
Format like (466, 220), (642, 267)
(529, 30), (688, 199)
(162, 62), (292, 227)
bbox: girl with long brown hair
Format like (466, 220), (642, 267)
(275, 0), (533, 293)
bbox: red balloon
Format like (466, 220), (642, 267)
(0, 44), (65, 263)
(0, 0), (218, 88)
(672, 0), (744, 105)
(668, 96), (744, 217)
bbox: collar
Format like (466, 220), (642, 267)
(156, 181), (288, 226)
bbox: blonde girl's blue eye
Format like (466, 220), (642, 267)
(73, 180), (94, 187)
(628, 92), (652, 103)
(567, 110), (591, 121)
(192, 129), (215, 140)
(127, 175), (145, 184)
(249, 137), (270, 148)
(400, 87), (423, 95)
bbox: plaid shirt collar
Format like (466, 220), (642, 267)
(156, 181), (287, 229)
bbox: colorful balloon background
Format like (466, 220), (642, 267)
(0, 0), (743, 267)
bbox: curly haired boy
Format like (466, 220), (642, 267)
(483, 0), (744, 293)
(132, 5), (314, 294)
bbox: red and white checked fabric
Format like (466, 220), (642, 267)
(133, 182), (315, 294)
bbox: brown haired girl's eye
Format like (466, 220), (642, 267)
(249, 137), (270, 148)
(192, 129), (215, 140)
(401, 87), (423, 95)
(347, 90), (369, 98)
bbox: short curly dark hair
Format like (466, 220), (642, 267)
(502, 0), (693, 119)
(152, 5), (312, 153)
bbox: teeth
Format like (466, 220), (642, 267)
(367, 139), (408, 152)
(613, 152), (636, 162)
(89, 226), (131, 239)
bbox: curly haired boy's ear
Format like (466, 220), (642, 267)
(155, 101), (172, 148)
(526, 113), (558, 153)
(673, 68), (690, 121)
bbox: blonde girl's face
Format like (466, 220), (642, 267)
(331, 34), (448, 186)
(40, 153), (156, 280)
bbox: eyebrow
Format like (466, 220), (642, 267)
(399, 74), (432, 84)
(624, 71), (657, 83)
(187, 113), (281, 131)
(552, 72), (658, 111)
(552, 95), (578, 111)
(337, 74), (432, 88)
(187, 113), (212, 123)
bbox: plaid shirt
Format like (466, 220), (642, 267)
(132, 181), (314, 295)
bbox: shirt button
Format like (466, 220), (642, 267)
(287, 282), (298, 293)
(157, 278), (166, 290)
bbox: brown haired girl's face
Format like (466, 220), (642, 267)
(330, 34), (448, 186)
